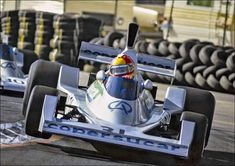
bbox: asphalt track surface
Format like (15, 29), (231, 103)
(0, 77), (234, 165)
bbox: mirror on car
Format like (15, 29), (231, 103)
(96, 70), (106, 81)
(143, 79), (153, 91)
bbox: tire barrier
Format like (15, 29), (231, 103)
(49, 14), (102, 67)
(1, 9), (102, 67)
(1, 10), (234, 93)
(17, 10), (36, 50)
(89, 34), (235, 94)
(1, 10), (19, 47)
(34, 11), (55, 60)
(147, 39), (163, 56)
(75, 15), (102, 72)
(49, 14), (78, 66)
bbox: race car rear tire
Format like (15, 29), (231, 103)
(180, 111), (208, 161)
(22, 60), (61, 116)
(179, 86), (215, 146)
(25, 85), (58, 138)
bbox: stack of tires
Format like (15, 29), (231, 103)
(144, 39), (235, 94)
(49, 14), (78, 66)
(17, 10), (36, 50)
(0, 10), (19, 47)
(77, 16), (102, 44)
(145, 39), (183, 83)
(85, 31), (124, 72)
(0, 12), (2, 34)
(34, 11), (55, 60)
(76, 16), (102, 72)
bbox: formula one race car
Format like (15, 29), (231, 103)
(0, 44), (37, 93)
(23, 23), (215, 162)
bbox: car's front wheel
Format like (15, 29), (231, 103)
(25, 85), (58, 138)
(180, 111), (208, 161)
(22, 60), (61, 116)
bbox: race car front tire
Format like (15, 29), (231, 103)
(180, 111), (208, 161)
(180, 86), (215, 147)
(22, 60), (61, 116)
(25, 85), (58, 138)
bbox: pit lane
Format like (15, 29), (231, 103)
(0, 82), (234, 166)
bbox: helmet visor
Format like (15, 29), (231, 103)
(110, 64), (134, 76)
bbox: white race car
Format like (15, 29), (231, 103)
(23, 23), (215, 162)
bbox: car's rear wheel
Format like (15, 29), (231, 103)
(22, 60), (61, 116)
(25, 85), (58, 138)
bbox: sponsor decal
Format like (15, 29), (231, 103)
(0, 62), (16, 70)
(82, 49), (116, 58)
(46, 123), (184, 151)
(108, 101), (132, 115)
(87, 81), (103, 102)
(7, 78), (25, 85)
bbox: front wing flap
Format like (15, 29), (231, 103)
(39, 95), (195, 158)
(0, 76), (26, 92)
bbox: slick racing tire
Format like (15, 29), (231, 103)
(168, 42), (181, 57)
(226, 52), (235, 71)
(195, 73), (210, 89)
(25, 85), (58, 138)
(210, 50), (228, 68)
(207, 74), (222, 91)
(185, 72), (197, 87)
(180, 86), (215, 146)
(179, 40), (197, 58)
(112, 38), (120, 49)
(202, 65), (218, 78)
(103, 31), (124, 47)
(180, 111), (208, 161)
(189, 44), (204, 64)
(199, 45), (217, 66)
(22, 60), (61, 116)
(158, 40), (170, 56)
(147, 39), (163, 55)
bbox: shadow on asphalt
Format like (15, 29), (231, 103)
(0, 90), (24, 98)
(38, 142), (235, 166)
(201, 150), (235, 166)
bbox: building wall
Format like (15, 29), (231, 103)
(65, 0), (134, 30)
(2, 0), (63, 14)
(2, 0), (17, 11)
(164, 0), (235, 46)
(64, 0), (165, 31)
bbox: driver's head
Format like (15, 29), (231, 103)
(109, 54), (135, 79)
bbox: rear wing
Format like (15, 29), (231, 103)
(79, 42), (176, 78)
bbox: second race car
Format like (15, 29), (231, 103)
(0, 44), (38, 93)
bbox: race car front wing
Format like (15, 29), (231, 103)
(39, 95), (195, 158)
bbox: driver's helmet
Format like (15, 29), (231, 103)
(109, 54), (135, 79)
